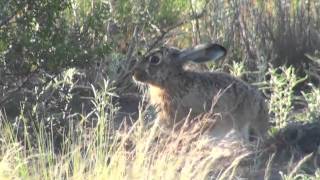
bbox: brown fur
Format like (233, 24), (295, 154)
(133, 44), (269, 140)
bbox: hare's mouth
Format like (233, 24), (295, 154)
(133, 70), (148, 82)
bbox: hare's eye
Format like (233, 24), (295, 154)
(149, 55), (161, 65)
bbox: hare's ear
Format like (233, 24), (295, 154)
(178, 43), (226, 63)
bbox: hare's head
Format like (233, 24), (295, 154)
(133, 43), (227, 86)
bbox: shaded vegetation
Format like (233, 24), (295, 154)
(0, 0), (320, 179)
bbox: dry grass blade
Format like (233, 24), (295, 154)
(264, 153), (276, 180)
(288, 153), (314, 179)
(217, 152), (251, 180)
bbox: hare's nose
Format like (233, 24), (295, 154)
(132, 67), (141, 74)
(132, 68), (143, 76)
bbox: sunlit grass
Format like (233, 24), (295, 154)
(0, 78), (243, 179)
(1, 0), (320, 179)
(0, 110), (246, 180)
(1, 64), (320, 179)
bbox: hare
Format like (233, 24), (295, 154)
(132, 43), (269, 140)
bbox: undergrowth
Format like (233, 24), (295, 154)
(1, 1), (320, 179)
(1, 65), (320, 180)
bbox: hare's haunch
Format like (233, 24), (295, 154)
(133, 43), (269, 140)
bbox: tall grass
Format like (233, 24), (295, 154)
(1, 0), (320, 179)
(1, 66), (320, 179)
(0, 83), (248, 180)
(0, 72), (228, 179)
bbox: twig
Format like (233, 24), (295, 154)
(0, 66), (61, 106)
(189, 0), (201, 44)
(147, 10), (207, 52)
(238, 10), (256, 60)
(126, 25), (141, 63)
(0, 70), (36, 105)
(114, 25), (142, 93)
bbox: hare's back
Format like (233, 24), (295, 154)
(190, 72), (263, 109)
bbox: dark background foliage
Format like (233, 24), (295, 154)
(0, 0), (320, 147)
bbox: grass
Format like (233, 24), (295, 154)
(1, 65), (320, 180)
(1, 1), (320, 178)
(0, 106), (245, 180)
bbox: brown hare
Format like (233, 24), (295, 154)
(132, 43), (269, 140)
